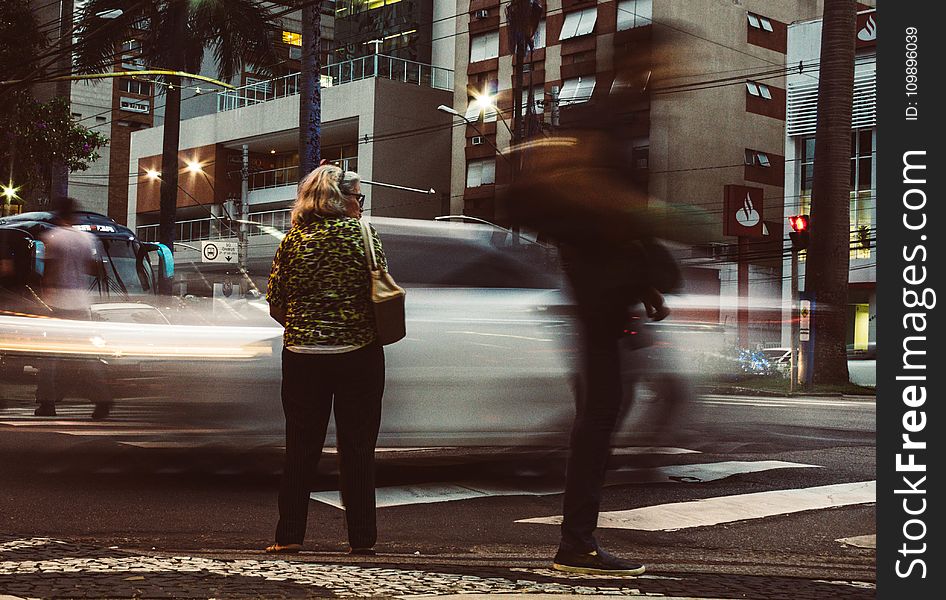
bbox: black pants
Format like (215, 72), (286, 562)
(275, 344), (385, 548)
(560, 301), (627, 552)
(35, 309), (112, 409)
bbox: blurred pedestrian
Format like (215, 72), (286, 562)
(34, 196), (113, 420)
(265, 165), (386, 555)
(500, 130), (681, 576)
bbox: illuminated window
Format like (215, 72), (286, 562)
(282, 31), (302, 46)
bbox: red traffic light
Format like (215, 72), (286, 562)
(788, 214), (809, 232)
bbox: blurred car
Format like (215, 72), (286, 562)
(1, 217), (745, 447)
(91, 302), (171, 324)
(760, 347), (792, 376)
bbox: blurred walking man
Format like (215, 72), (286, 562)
(34, 196), (113, 419)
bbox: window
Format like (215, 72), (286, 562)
(799, 131), (875, 259)
(559, 7), (597, 41)
(850, 129), (875, 259)
(532, 20), (546, 50)
(465, 98), (497, 123)
(119, 97), (150, 113)
(617, 0), (653, 30)
(522, 86), (544, 116)
(745, 81), (772, 99)
(470, 31), (499, 63)
(466, 158), (496, 188)
(632, 143), (649, 170)
(745, 149), (770, 167)
(558, 75), (596, 106)
(119, 78), (152, 96)
(747, 12), (773, 32)
(282, 31), (302, 46)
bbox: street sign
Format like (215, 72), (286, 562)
(201, 240), (238, 264)
(799, 299), (811, 341)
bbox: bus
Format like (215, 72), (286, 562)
(0, 210), (173, 312)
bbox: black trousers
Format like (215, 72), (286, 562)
(275, 344), (385, 548)
(35, 309), (111, 408)
(560, 300), (628, 552)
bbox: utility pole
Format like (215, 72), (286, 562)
(240, 144), (249, 275)
(549, 85), (560, 129)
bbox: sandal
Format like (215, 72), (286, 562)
(265, 543), (302, 554)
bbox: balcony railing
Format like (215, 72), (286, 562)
(249, 166), (300, 190)
(137, 209), (293, 245)
(247, 159), (356, 191)
(217, 54), (454, 112)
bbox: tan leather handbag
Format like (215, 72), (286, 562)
(359, 221), (406, 345)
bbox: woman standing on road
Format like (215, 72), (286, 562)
(265, 164), (386, 555)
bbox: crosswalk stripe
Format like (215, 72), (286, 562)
(310, 459), (818, 509)
(612, 460), (820, 483)
(516, 480), (876, 531)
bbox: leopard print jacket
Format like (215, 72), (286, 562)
(267, 217), (387, 348)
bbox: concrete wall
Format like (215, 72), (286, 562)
(66, 79), (114, 215)
(369, 79), (453, 219)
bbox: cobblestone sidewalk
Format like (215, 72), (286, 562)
(0, 536), (874, 599)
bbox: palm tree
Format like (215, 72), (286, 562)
(73, 0), (282, 267)
(50, 0), (75, 200)
(298, 1), (322, 175)
(806, 0), (857, 385)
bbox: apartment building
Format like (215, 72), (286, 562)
(28, 0), (153, 220)
(448, 0), (826, 345)
(126, 1), (456, 293)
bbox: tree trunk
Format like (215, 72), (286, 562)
(49, 0), (74, 201)
(807, 0), (857, 385)
(158, 76), (182, 258)
(299, 2), (322, 177)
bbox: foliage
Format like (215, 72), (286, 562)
(0, 0), (108, 208)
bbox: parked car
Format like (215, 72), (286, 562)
(847, 343), (876, 388)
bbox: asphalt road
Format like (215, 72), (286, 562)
(0, 390), (876, 598)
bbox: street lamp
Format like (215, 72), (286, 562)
(438, 104), (509, 163)
(145, 169), (161, 180)
(471, 93), (515, 139)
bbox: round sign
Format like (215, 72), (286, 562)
(203, 243), (219, 261)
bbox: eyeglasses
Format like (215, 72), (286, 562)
(349, 193), (366, 208)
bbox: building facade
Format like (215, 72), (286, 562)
(781, 7), (877, 350)
(448, 0), (825, 345)
(28, 0), (154, 220)
(126, 1), (456, 295)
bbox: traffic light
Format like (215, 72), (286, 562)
(788, 214), (810, 251)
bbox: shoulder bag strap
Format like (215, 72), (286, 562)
(358, 219), (378, 272)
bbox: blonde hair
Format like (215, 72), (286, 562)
(291, 165), (361, 226)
